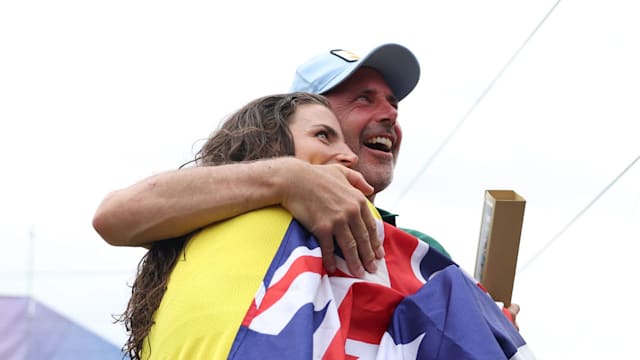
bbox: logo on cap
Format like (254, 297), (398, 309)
(330, 49), (360, 63)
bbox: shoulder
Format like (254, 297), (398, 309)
(375, 207), (451, 259)
(399, 227), (451, 259)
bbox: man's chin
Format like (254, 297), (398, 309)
(360, 169), (393, 196)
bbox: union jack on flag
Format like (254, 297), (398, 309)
(228, 219), (535, 360)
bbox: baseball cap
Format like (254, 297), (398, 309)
(290, 43), (420, 101)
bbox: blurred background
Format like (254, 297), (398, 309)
(1, 0), (638, 358)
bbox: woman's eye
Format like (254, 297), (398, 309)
(316, 131), (329, 141)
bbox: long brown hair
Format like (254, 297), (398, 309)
(117, 92), (331, 360)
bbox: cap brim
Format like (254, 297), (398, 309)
(321, 44), (420, 101)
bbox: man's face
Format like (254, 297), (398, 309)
(324, 67), (402, 198)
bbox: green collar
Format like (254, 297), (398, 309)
(376, 207), (398, 226)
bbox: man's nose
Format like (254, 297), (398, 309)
(376, 101), (398, 126)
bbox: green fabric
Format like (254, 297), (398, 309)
(399, 227), (451, 259)
(376, 207), (451, 259)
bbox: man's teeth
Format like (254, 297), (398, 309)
(366, 136), (392, 151)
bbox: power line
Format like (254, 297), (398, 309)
(517, 152), (640, 274)
(392, 0), (564, 209)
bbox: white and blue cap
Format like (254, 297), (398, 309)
(290, 43), (420, 101)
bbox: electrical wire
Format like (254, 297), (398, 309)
(517, 152), (640, 274)
(392, 0), (564, 209)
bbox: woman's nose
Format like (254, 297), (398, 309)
(336, 149), (358, 168)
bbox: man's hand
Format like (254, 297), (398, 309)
(280, 160), (384, 278)
(503, 303), (521, 331)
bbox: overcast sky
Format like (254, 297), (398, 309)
(1, 0), (639, 358)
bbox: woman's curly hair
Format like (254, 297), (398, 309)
(116, 92), (330, 360)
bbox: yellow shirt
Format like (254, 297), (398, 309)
(141, 206), (292, 359)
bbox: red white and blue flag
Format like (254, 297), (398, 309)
(228, 220), (535, 359)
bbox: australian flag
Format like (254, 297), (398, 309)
(227, 218), (535, 360)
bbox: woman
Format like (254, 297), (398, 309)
(119, 93), (531, 360)
(119, 92), (358, 359)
